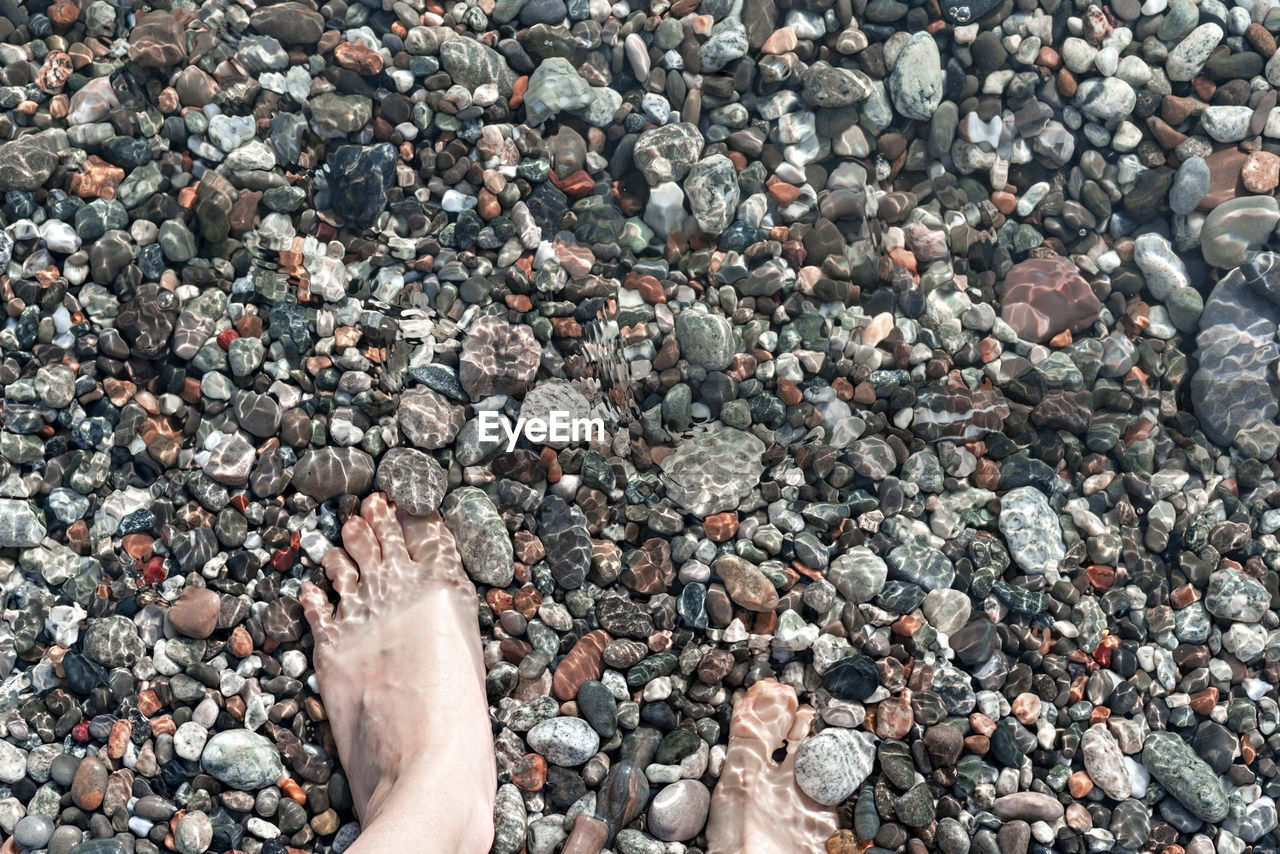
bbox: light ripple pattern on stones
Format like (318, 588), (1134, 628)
(658, 423), (766, 517)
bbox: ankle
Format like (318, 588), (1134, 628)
(359, 753), (432, 825)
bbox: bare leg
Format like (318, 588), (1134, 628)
(705, 679), (839, 854)
(299, 494), (497, 854)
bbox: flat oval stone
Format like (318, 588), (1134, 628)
(647, 779), (711, 841)
(13, 814), (54, 849)
(997, 257), (1101, 344)
(1200, 196), (1280, 268)
(70, 755), (108, 810)
(1192, 254), (1280, 444)
(552, 630), (611, 701)
(714, 554), (778, 612)
(291, 446), (375, 502)
(992, 792), (1066, 822)
(889, 32), (943, 120)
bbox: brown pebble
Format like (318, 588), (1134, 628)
(1242, 150), (1280, 193)
(703, 512), (738, 543)
(71, 756), (109, 811)
(1146, 116), (1186, 150)
(875, 695), (914, 739)
(166, 586), (221, 639)
(715, 554), (779, 612)
(1036, 46), (1061, 69)
(227, 625), (254, 658)
(1247, 22), (1277, 57)
(49, 0), (80, 25)
(991, 191), (1017, 215)
(1068, 770), (1094, 798)
(1056, 68), (1077, 98)
(1161, 94), (1203, 125)
(108, 719), (131, 759)
(311, 809), (341, 836)
(1011, 692), (1041, 724)
(552, 629), (611, 701)
(827, 830), (863, 854)
(333, 40), (384, 74)
(511, 754), (548, 791)
(776, 377), (803, 406)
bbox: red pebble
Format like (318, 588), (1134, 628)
(217, 329), (239, 350)
(1092, 642), (1112, 667)
(72, 721), (91, 743)
(511, 754), (547, 791)
(270, 548), (295, 572)
(141, 557), (167, 586)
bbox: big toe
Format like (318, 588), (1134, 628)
(732, 679), (799, 750)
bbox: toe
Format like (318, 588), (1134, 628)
(399, 510), (469, 584)
(322, 548), (360, 600)
(341, 515), (382, 578)
(299, 581), (334, 642)
(397, 509), (445, 563)
(731, 679), (798, 752)
(362, 493), (411, 565)
(780, 705), (817, 771)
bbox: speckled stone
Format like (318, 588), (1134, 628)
(998, 486), (1066, 575)
(1204, 566), (1269, 623)
(398, 387), (466, 449)
(1141, 731), (1229, 822)
(376, 447), (447, 515)
(442, 486), (515, 586)
(459, 316), (541, 399)
(794, 727), (877, 805)
(527, 716), (600, 766)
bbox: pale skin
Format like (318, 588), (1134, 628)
(300, 493), (839, 854)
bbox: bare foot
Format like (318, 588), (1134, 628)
(705, 679), (840, 854)
(299, 494), (496, 854)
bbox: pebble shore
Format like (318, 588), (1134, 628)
(3, 0), (1280, 852)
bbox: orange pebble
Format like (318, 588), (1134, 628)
(281, 777), (308, 805)
(703, 512), (738, 543)
(1068, 771), (1094, 798)
(509, 75), (528, 109)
